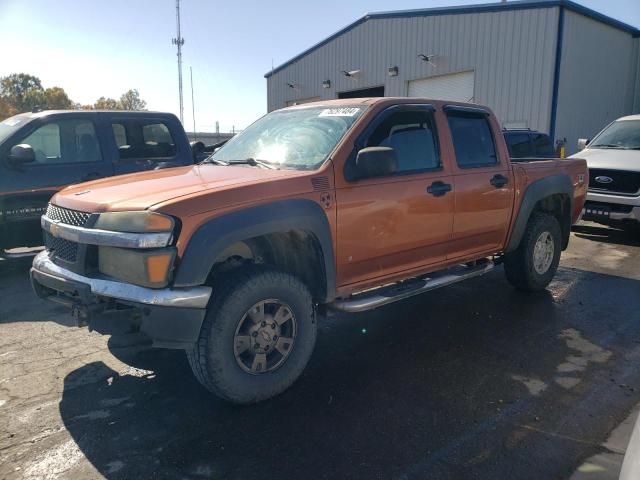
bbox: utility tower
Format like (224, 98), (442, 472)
(172, 0), (185, 122)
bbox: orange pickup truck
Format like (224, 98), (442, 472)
(30, 98), (588, 403)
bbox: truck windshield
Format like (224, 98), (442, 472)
(590, 120), (640, 150)
(0, 115), (31, 144)
(209, 106), (364, 170)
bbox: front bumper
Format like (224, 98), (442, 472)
(30, 250), (212, 349)
(583, 191), (640, 225)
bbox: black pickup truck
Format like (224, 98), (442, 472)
(0, 110), (196, 255)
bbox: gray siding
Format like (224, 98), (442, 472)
(267, 7), (560, 134)
(555, 10), (639, 153)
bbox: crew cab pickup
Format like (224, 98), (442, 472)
(0, 110), (195, 255)
(30, 98), (588, 404)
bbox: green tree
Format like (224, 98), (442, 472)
(44, 87), (73, 110)
(118, 89), (146, 111)
(0, 73), (43, 112)
(93, 96), (119, 109)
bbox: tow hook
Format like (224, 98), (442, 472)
(71, 302), (102, 329)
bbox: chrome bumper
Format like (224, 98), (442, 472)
(31, 250), (211, 309)
(41, 214), (172, 249)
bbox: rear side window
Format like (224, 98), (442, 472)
(366, 109), (440, 173)
(447, 113), (497, 168)
(504, 133), (532, 158)
(532, 133), (555, 157)
(112, 120), (177, 160)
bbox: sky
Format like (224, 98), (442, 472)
(1, 0), (638, 133)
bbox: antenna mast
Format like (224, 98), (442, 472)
(172, 0), (185, 123)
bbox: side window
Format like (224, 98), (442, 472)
(112, 123), (127, 147)
(16, 119), (102, 164)
(447, 113), (497, 168)
(366, 109), (439, 173)
(115, 120), (177, 160)
(504, 132), (532, 158)
(532, 133), (555, 157)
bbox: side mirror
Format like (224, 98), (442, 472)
(8, 144), (36, 165)
(190, 140), (205, 159)
(577, 138), (590, 152)
(354, 147), (398, 180)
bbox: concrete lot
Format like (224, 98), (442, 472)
(1, 222), (639, 480)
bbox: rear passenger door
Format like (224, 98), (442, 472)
(445, 107), (514, 258)
(110, 116), (186, 175)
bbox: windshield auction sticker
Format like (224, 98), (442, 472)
(319, 107), (361, 117)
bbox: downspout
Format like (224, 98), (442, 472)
(549, 6), (565, 144)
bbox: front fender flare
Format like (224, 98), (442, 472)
(173, 199), (336, 302)
(506, 174), (573, 252)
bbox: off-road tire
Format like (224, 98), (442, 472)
(186, 265), (317, 404)
(504, 212), (562, 292)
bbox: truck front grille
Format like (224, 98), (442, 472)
(588, 169), (640, 195)
(44, 232), (79, 262)
(45, 204), (91, 227)
(44, 204), (91, 264)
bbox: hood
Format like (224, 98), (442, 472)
(569, 148), (640, 171)
(52, 164), (304, 212)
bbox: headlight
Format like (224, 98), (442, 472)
(94, 211), (175, 233)
(99, 246), (176, 288)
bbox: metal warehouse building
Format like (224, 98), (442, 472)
(265, 0), (640, 153)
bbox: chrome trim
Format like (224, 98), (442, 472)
(41, 215), (172, 249)
(330, 261), (495, 313)
(32, 251), (211, 309)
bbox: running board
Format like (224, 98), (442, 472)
(329, 260), (496, 313)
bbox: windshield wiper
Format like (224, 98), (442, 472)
(591, 144), (624, 149)
(200, 156), (279, 169)
(224, 158), (279, 169)
(200, 156), (227, 165)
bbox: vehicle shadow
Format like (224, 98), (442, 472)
(58, 267), (640, 480)
(572, 223), (640, 247)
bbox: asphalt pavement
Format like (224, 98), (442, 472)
(1, 222), (639, 480)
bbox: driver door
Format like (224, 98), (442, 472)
(336, 105), (455, 287)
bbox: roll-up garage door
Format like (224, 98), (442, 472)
(408, 70), (475, 102)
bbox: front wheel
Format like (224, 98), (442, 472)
(187, 266), (317, 404)
(504, 212), (562, 292)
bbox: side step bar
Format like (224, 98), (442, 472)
(329, 260), (496, 313)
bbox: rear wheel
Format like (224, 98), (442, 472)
(187, 266), (317, 404)
(504, 212), (562, 292)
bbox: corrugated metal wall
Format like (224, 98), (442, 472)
(555, 10), (639, 153)
(267, 7), (560, 134)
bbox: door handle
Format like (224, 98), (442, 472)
(490, 174), (508, 188)
(82, 172), (103, 181)
(427, 181), (452, 197)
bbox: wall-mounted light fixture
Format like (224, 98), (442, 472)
(322, 79), (331, 89)
(387, 66), (399, 77)
(286, 82), (296, 88)
(341, 69), (361, 78)
(418, 54), (438, 67)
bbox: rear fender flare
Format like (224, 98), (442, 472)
(506, 174), (573, 252)
(173, 199), (336, 302)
